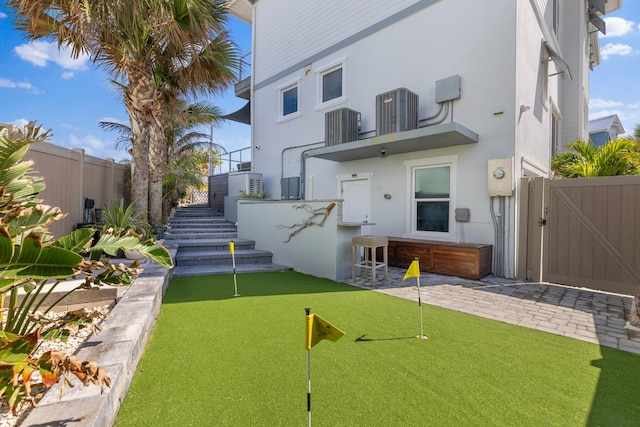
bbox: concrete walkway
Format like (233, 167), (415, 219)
(344, 267), (640, 355)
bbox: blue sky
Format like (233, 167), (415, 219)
(589, 2), (640, 136)
(0, 4), (639, 163)
(0, 11), (252, 163)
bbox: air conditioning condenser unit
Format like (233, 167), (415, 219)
(325, 108), (361, 146)
(229, 172), (263, 196)
(376, 88), (419, 136)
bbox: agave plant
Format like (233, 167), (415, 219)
(0, 122), (172, 412)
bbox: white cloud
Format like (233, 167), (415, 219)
(589, 109), (624, 120)
(0, 77), (37, 92)
(600, 43), (634, 59)
(0, 12), (8, 19)
(99, 117), (127, 125)
(61, 71), (75, 79)
(588, 109), (640, 133)
(589, 98), (624, 109)
(10, 119), (30, 128)
(14, 41), (90, 71)
(602, 17), (635, 38)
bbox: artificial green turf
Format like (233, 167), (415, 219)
(114, 271), (640, 426)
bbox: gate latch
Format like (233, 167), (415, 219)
(538, 218), (547, 226)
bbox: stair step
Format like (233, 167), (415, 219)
(170, 238), (255, 253)
(168, 220), (232, 226)
(165, 231), (238, 240)
(176, 249), (273, 266)
(167, 204), (290, 274)
(172, 263), (291, 277)
(171, 211), (220, 218)
(165, 227), (236, 236)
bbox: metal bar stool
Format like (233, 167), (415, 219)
(352, 236), (388, 286)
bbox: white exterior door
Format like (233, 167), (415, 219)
(340, 177), (371, 223)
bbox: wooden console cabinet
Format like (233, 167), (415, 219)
(383, 238), (492, 280)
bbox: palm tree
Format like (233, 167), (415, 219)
(633, 123), (640, 142)
(100, 100), (226, 223)
(7, 0), (238, 222)
(551, 139), (640, 178)
(145, 14), (237, 224)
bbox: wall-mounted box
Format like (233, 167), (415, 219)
(281, 176), (300, 200)
(487, 157), (514, 197)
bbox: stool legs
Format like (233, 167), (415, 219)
(352, 245), (356, 282)
(383, 245), (388, 281)
(351, 244), (388, 286)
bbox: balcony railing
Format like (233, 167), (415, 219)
(235, 51), (251, 100)
(211, 146), (252, 175)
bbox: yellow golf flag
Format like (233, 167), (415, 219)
(229, 241), (235, 255)
(305, 314), (345, 350)
(403, 259), (420, 281)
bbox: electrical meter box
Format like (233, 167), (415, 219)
(487, 157), (514, 197)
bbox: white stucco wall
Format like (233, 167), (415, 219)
(252, 0), (518, 242)
(245, 0), (590, 278)
(237, 200), (361, 281)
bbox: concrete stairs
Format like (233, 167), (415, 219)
(166, 204), (290, 277)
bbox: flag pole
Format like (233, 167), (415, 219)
(305, 307), (312, 427)
(414, 258), (427, 340)
(230, 240), (240, 296)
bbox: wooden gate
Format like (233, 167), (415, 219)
(520, 176), (640, 295)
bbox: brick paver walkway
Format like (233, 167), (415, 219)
(344, 267), (640, 355)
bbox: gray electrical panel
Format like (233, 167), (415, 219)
(376, 88), (419, 136)
(435, 75), (461, 103)
(281, 177), (300, 200)
(325, 108), (360, 146)
(455, 208), (470, 222)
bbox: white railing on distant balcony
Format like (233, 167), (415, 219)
(238, 51), (251, 82)
(212, 146), (252, 175)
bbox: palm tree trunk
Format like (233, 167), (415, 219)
(148, 112), (167, 226)
(129, 116), (150, 221)
(125, 74), (157, 221)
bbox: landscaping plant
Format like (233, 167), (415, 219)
(0, 122), (173, 412)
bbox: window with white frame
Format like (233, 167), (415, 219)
(315, 58), (346, 109)
(278, 80), (301, 121)
(405, 155), (458, 238)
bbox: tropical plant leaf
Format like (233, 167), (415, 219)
(0, 330), (38, 364)
(55, 227), (95, 252)
(0, 234), (82, 279)
(91, 231), (173, 268)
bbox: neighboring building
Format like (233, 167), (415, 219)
(588, 114), (626, 147)
(225, 0), (621, 278)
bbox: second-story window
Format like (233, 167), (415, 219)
(316, 57), (347, 110)
(278, 79), (301, 122)
(322, 66), (342, 102)
(283, 85), (298, 116)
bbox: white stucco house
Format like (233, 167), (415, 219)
(224, 0), (622, 279)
